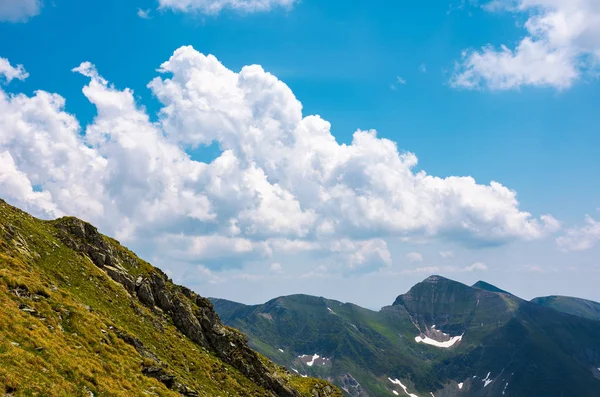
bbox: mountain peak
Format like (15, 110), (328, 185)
(423, 275), (449, 283)
(472, 280), (512, 295)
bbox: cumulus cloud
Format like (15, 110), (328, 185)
(0, 0), (41, 22)
(0, 57), (29, 83)
(452, 0), (600, 90)
(157, 0), (296, 15)
(556, 214), (600, 251)
(406, 252), (423, 263)
(0, 47), (560, 278)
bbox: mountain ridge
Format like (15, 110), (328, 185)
(211, 274), (600, 397)
(531, 295), (600, 321)
(0, 198), (341, 396)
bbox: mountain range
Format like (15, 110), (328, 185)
(211, 277), (600, 396)
(2, 196), (599, 397)
(0, 199), (341, 397)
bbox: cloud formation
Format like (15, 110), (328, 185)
(406, 252), (424, 263)
(557, 214), (600, 251)
(452, 0), (600, 90)
(0, 0), (41, 22)
(157, 0), (297, 15)
(0, 47), (559, 277)
(0, 57), (29, 83)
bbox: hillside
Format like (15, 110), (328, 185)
(531, 295), (600, 321)
(471, 281), (512, 295)
(0, 199), (341, 397)
(212, 276), (600, 397)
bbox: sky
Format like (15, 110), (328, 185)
(0, 0), (599, 309)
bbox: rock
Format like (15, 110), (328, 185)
(104, 266), (135, 293)
(136, 279), (155, 307)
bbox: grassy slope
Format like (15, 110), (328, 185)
(0, 199), (341, 397)
(531, 295), (600, 321)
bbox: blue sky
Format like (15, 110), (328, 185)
(1, 0), (599, 308)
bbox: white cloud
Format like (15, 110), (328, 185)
(396, 76), (407, 85)
(137, 8), (152, 19)
(0, 0), (41, 22)
(461, 262), (488, 272)
(525, 264), (545, 273)
(406, 252), (423, 263)
(0, 57), (29, 83)
(270, 262), (283, 273)
(556, 214), (600, 251)
(157, 0), (297, 15)
(439, 250), (455, 258)
(196, 265), (225, 284)
(419, 64), (427, 73)
(452, 0), (600, 90)
(403, 266), (441, 274)
(0, 48), (560, 279)
(402, 262), (487, 274)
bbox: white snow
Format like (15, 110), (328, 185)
(430, 393), (435, 397)
(306, 354), (320, 366)
(393, 391), (399, 396)
(291, 368), (299, 373)
(414, 334), (463, 348)
(278, 348), (284, 353)
(482, 372), (492, 387)
(431, 325), (436, 329)
(458, 383), (463, 390)
(327, 307), (337, 315)
(388, 378), (419, 397)
(502, 382), (509, 395)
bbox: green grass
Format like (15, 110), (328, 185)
(0, 199), (342, 397)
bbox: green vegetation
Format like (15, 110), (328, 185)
(531, 295), (600, 321)
(0, 199), (342, 397)
(212, 276), (600, 397)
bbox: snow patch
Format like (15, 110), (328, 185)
(388, 378), (419, 397)
(298, 354), (331, 367)
(458, 383), (463, 390)
(307, 354), (319, 366)
(278, 348), (284, 353)
(393, 391), (399, 396)
(327, 307), (337, 315)
(503, 382), (509, 395)
(414, 334), (463, 348)
(482, 372), (492, 387)
(291, 368), (299, 373)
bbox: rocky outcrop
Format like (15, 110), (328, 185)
(53, 217), (303, 397)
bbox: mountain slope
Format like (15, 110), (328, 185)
(0, 199), (341, 397)
(212, 276), (600, 397)
(531, 295), (600, 321)
(472, 281), (512, 295)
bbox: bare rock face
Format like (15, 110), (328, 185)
(52, 216), (304, 397)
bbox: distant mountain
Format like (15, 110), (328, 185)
(531, 295), (600, 321)
(0, 199), (340, 397)
(212, 275), (600, 397)
(472, 280), (512, 295)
